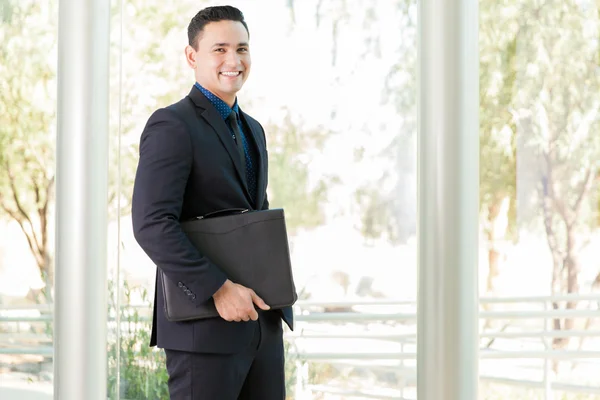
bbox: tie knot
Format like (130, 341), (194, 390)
(228, 110), (239, 123)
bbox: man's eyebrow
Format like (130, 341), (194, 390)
(212, 42), (249, 48)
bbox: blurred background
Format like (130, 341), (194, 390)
(0, 0), (599, 399)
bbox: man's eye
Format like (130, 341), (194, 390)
(238, 48), (248, 53)
(215, 48), (225, 52)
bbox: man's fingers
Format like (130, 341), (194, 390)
(249, 308), (259, 321)
(250, 291), (270, 310)
(216, 289), (269, 323)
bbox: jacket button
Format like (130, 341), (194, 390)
(186, 290), (192, 295)
(191, 294), (196, 300)
(178, 282), (183, 288)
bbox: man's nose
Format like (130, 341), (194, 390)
(225, 51), (241, 66)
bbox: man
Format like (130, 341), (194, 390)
(132, 6), (293, 399)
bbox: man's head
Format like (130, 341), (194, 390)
(185, 6), (251, 106)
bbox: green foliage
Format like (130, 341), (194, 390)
(0, 0), (57, 299)
(477, 0), (600, 299)
(357, 1), (418, 245)
(107, 280), (300, 399)
(0, 0), (14, 23)
(0, 0), (56, 204)
(284, 338), (299, 399)
(479, 13), (519, 240)
(510, 0), (600, 226)
(266, 112), (337, 235)
(107, 0), (199, 220)
(505, 0), (600, 299)
(107, 281), (169, 400)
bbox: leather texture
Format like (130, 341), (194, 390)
(160, 208), (297, 321)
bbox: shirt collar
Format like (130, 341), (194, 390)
(194, 82), (239, 120)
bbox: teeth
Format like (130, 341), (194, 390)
(221, 71), (240, 76)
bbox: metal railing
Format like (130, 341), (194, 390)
(1, 294), (599, 399)
(287, 295), (600, 399)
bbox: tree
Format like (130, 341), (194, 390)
(0, 0), (57, 302)
(355, 0), (419, 245)
(265, 111), (336, 236)
(107, 0), (198, 219)
(0, 0), (191, 301)
(479, 0), (521, 295)
(508, 0), (600, 348)
(477, 0), (600, 349)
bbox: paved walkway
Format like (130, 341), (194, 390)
(0, 385), (53, 400)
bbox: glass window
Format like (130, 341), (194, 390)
(0, 0), (57, 398)
(5, 0), (596, 399)
(111, 0), (417, 398)
(479, 0), (600, 398)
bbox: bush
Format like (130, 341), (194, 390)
(107, 281), (169, 400)
(107, 280), (299, 399)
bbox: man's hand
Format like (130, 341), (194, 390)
(212, 279), (270, 322)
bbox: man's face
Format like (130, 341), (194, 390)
(186, 20), (251, 105)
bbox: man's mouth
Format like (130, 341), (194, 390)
(220, 71), (241, 77)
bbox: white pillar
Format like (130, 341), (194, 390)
(417, 0), (479, 398)
(54, 0), (110, 398)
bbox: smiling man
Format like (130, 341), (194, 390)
(131, 6), (291, 400)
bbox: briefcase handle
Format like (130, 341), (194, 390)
(193, 208), (249, 220)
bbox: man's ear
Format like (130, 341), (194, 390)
(185, 45), (196, 69)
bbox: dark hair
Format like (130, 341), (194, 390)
(188, 6), (249, 50)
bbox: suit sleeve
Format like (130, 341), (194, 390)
(132, 108), (227, 304)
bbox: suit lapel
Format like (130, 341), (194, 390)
(187, 88), (251, 200)
(239, 109), (265, 209)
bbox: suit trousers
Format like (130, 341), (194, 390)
(164, 311), (285, 400)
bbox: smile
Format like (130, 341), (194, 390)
(220, 71), (241, 77)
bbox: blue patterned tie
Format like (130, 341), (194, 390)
(227, 111), (257, 201)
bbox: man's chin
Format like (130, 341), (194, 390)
(220, 86), (243, 96)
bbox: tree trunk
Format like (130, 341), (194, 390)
(2, 176), (55, 304)
(485, 200), (505, 296)
(25, 249), (53, 304)
(562, 228), (580, 333)
(482, 198), (509, 332)
(541, 175), (568, 349)
(542, 185), (582, 350)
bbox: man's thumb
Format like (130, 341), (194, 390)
(251, 291), (270, 310)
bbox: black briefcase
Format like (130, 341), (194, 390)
(159, 208), (297, 321)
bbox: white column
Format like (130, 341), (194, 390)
(417, 0), (479, 399)
(54, 0), (110, 398)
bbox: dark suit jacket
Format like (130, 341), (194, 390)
(132, 87), (293, 354)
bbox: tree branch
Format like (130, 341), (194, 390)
(540, 174), (563, 262)
(39, 175), (55, 257)
(286, 0), (296, 24)
(542, 151), (571, 226)
(571, 167), (595, 218)
(33, 172), (41, 208)
(0, 201), (44, 269)
(315, 0), (324, 28)
(5, 159), (43, 254)
(40, 175), (55, 224)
